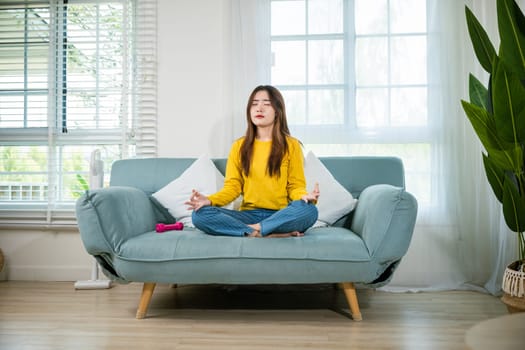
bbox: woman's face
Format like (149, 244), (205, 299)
(250, 90), (276, 129)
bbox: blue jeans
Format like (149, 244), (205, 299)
(192, 200), (318, 237)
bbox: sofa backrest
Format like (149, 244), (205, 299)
(109, 156), (405, 199)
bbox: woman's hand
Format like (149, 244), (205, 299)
(185, 189), (211, 211)
(301, 182), (320, 203)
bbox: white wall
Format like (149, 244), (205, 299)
(0, 230), (92, 281)
(157, 0), (234, 158)
(0, 0), (234, 281)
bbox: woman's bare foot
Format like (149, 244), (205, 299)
(246, 230), (262, 237)
(246, 223), (304, 238)
(266, 231), (304, 238)
(247, 223), (261, 231)
(245, 224), (263, 237)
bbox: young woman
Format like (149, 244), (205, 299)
(186, 85), (319, 237)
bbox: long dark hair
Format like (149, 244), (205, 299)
(240, 85), (291, 177)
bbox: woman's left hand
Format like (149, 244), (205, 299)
(185, 189), (211, 211)
(302, 182), (320, 203)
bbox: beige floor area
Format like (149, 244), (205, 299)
(0, 281), (508, 350)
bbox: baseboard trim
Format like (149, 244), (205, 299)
(5, 265), (100, 281)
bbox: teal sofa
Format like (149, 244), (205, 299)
(75, 156), (417, 320)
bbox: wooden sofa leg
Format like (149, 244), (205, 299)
(341, 282), (363, 321)
(136, 282), (156, 319)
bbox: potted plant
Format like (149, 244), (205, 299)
(462, 0), (525, 312)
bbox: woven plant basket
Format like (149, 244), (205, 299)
(502, 260), (525, 297)
(501, 260), (525, 313)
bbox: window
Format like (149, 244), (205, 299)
(0, 0), (157, 226)
(270, 0), (429, 202)
(271, 0), (345, 127)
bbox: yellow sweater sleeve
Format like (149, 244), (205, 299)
(208, 136), (307, 210)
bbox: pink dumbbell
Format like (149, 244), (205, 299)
(156, 222), (184, 233)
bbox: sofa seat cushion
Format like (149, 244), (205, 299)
(117, 227), (370, 263)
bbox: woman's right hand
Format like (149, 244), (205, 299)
(185, 189), (211, 211)
(302, 182), (320, 203)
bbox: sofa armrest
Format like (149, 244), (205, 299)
(75, 186), (157, 256)
(350, 184), (418, 260)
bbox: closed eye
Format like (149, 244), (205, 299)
(252, 99), (271, 105)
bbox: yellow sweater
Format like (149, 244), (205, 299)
(208, 136), (307, 211)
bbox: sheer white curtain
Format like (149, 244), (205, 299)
(230, 0), (521, 294)
(450, 0), (524, 294)
(231, 0), (271, 137)
(425, 0), (520, 294)
(387, 0), (500, 292)
(389, 0), (522, 293)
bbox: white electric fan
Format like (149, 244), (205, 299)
(74, 149), (112, 290)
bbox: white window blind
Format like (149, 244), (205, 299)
(0, 0), (157, 228)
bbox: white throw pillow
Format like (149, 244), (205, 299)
(304, 151), (358, 226)
(152, 155), (224, 228)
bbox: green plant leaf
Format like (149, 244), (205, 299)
(502, 174), (525, 233)
(483, 153), (505, 202)
(469, 74), (488, 109)
(498, 0), (525, 78)
(492, 57), (525, 143)
(466, 5), (497, 73)
(487, 76), (494, 115)
(461, 100), (500, 150)
(488, 146), (523, 172)
(461, 100), (521, 170)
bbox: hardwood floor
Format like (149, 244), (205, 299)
(0, 281), (508, 350)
